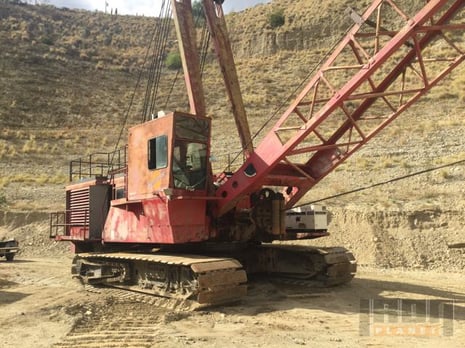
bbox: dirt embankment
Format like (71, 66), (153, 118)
(308, 205), (465, 271)
(0, 211), (71, 257)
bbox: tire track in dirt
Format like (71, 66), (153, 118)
(53, 288), (196, 348)
(54, 301), (167, 348)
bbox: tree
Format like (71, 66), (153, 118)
(165, 51), (182, 70)
(268, 9), (285, 29)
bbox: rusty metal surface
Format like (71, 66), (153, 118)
(197, 269), (247, 288)
(172, 0), (206, 116)
(78, 252), (240, 266)
(103, 196), (208, 244)
(191, 259), (243, 273)
(241, 244), (357, 286)
(127, 114), (173, 200)
(203, 0), (253, 155)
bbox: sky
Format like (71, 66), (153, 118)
(44, 0), (271, 16)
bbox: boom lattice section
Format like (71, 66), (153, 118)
(216, 0), (465, 214)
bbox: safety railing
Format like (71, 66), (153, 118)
(49, 209), (89, 240)
(69, 147), (127, 182)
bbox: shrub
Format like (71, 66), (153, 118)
(41, 36), (54, 45)
(0, 191), (6, 207)
(268, 9), (285, 29)
(165, 51), (182, 70)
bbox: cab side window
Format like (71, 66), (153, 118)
(148, 135), (168, 170)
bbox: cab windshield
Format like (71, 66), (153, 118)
(172, 116), (209, 190)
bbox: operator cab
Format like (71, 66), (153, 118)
(127, 111), (211, 201)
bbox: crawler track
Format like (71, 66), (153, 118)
(219, 244), (357, 287)
(72, 252), (247, 307)
(71, 245), (355, 310)
(259, 245), (357, 287)
(83, 285), (203, 311)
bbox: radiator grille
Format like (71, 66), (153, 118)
(68, 187), (90, 226)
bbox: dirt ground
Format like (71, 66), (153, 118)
(1, 254), (465, 348)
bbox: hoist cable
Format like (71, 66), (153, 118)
(199, 20), (211, 76)
(142, 0), (172, 121)
(164, 69), (180, 109)
(147, 2), (172, 119)
(293, 158), (465, 208)
(141, 0), (166, 122)
(110, 1), (169, 169)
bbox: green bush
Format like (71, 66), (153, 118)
(268, 9), (285, 29)
(165, 51), (182, 70)
(0, 191), (6, 207)
(41, 36), (54, 45)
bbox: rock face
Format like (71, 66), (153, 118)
(226, 1), (354, 58)
(0, 211), (48, 230)
(226, 0), (465, 58)
(229, 27), (342, 58)
(0, 211), (70, 257)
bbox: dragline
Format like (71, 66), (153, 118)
(50, 0), (465, 305)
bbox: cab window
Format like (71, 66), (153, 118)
(172, 140), (207, 190)
(148, 135), (168, 170)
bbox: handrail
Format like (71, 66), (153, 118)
(69, 147), (127, 182)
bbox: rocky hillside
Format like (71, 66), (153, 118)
(1, 1), (464, 126)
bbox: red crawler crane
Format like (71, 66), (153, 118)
(51, 0), (465, 305)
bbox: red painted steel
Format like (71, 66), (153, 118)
(103, 111), (212, 244)
(215, 0), (465, 215)
(58, 110), (213, 245)
(103, 196), (210, 244)
(127, 115), (173, 200)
